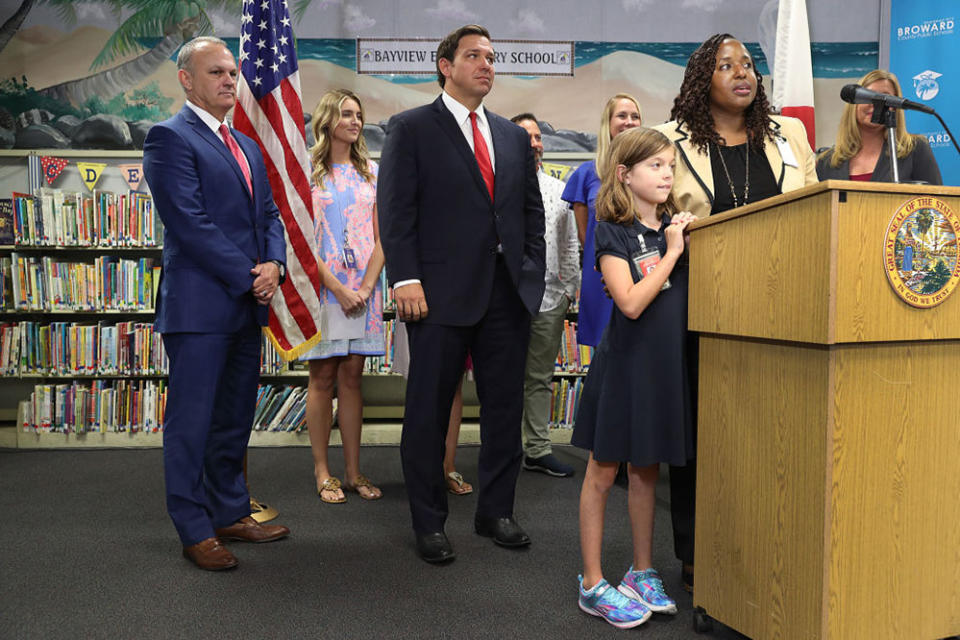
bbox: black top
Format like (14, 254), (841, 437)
(815, 135), (942, 185)
(709, 142), (781, 215)
(570, 214), (695, 466)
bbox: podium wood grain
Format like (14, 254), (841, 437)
(828, 342), (960, 640)
(689, 182), (960, 640)
(689, 181), (960, 344)
(697, 336), (828, 640)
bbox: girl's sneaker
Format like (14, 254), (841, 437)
(618, 567), (678, 614)
(578, 575), (651, 629)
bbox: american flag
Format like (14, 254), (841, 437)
(234, 0), (322, 358)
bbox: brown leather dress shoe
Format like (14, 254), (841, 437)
(214, 516), (290, 543)
(182, 537), (238, 571)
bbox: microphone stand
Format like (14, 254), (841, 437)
(871, 99), (900, 183)
(867, 97), (960, 182)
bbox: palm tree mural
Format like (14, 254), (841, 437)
(39, 0), (239, 106)
(0, 0), (38, 55)
(0, 0), (77, 55)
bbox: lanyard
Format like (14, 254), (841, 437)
(330, 166), (357, 269)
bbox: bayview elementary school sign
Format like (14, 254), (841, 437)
(356, 38), (574, 77)
(883, 196), (960, 308)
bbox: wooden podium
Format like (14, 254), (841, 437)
(687, 181), (960, 640)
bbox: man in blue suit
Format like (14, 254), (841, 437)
(143, 36), (290, 571)
(378, 25), (546, 563)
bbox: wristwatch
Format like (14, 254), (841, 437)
(270, 259), (286, 282)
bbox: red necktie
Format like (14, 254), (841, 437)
(219, 124), (253, 196)
(469, 112), (495, 200)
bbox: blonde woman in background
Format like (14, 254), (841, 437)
(817, 69), (942, 184)
(301, 89), (385, 503)
(561, 93), (642, 348)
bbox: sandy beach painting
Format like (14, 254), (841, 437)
(0, 1), (877, 151)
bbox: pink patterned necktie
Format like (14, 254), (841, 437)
(469, 112), (495, 199)
(219, 124), (253, 196)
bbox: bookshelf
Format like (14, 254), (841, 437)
(0, 150), (586, 449)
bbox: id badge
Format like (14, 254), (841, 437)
(776, 136), (798, 168)
(343, 247), (358, 269)
(631, 248), (671, 291)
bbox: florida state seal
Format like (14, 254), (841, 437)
(883, 196), (960, 308)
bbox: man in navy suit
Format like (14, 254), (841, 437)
(378, 25), (546, 563)
(143, 36), (290, 571)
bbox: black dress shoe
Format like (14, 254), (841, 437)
(474, 516), (531, 548)
(415, 531), (456, 564)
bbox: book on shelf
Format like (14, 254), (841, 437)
(554, 319), (592, 373)
(0, 198), (13, 245)
(548, 377), (583, 429)
(4, 252), (158, 311)
(252, 384), (275, 425)
(282, 395), (308, 432)
(269, 387), (306, 431)
(0, 256), (12, 309)
(0, 321), (18, 375)
(258, 385), (294, 429)
(1, 320), (167, 376)
(11, 192), (37, 246)
(9, 188), (159, 247)
(20, 379), (169, 434)
(251, 384), (315, 433)
(15, 371), (579, 434)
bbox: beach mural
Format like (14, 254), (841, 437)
(0, 0), (880, 152)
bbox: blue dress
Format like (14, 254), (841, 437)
(561, 160), (611, 347)
(571, 216), (695, 466)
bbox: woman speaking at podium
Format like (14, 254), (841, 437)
(652, 32), (817, 593)
(817, 69), (942, 184)
(654, 34), (817, 218)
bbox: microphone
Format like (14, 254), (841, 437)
(840, 84), (935, 114)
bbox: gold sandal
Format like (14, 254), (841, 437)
(343, 474), (382, 501)
(446, 471), (473, 496)
(318, 477), (346, 504)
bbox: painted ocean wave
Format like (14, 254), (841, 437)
(572, 41), (878, 78)
(159, 38), (878, 83)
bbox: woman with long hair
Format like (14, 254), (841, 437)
(652, 33), (818, 592)
(655, 33), (817, 218)
(301, 89), (385, 503)
(817, 69), (941, 184)
(561, 93), (642, 348)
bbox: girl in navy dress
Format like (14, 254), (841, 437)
(574, 127), (696, 629)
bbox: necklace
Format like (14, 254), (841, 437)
(714, 142), (750, 208)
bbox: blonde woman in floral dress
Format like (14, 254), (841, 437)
(301, 89), (385, 503)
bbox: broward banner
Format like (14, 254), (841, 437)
(889, 3), (959, 184)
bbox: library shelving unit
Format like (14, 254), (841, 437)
(0, 149), (584, 450)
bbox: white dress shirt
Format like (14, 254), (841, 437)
(185, 100), (228, 134)
(441, 90), (496, 172)
(538, 170), (580, 312)
(185, 100), (249, 163)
